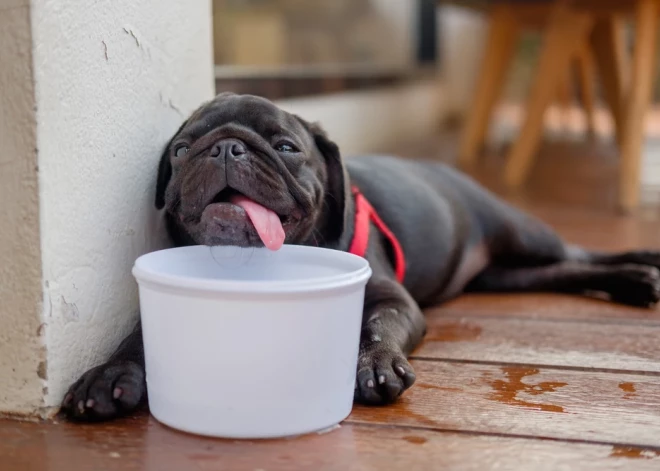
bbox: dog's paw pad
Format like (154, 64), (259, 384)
(354, 345), (415, 405)
(60, 361), (145, 422)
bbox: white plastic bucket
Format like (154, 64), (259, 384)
(132, 245), (372, 438)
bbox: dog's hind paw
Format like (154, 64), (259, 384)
(608, 264), (660, 308)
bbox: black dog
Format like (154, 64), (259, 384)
(61, 93), (660, 421)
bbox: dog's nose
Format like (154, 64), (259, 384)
(210, 139), (246, 159)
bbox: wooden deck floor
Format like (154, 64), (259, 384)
(2, 138), (660, 470)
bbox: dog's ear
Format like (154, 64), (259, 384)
(155, 143), (172, 210)
(296, 116), (350, 243)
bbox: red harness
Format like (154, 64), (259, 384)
(348, 186), (406, 283)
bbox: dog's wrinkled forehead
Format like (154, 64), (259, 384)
(180, 93), (307, 142)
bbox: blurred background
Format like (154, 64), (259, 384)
(211, 0), (660, 214)
(212, 0), (430, 98)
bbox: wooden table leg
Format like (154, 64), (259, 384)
(619, 0), (660, 213)
(458, 4), (518, 169)
(557, 44), (595, 137)
(590, 16), (628, 146)
(575, 44), (597, 138)
(556, 67), (574, 133)
(503, 4), (593, 188)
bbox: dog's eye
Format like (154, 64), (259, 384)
(174, 145), (189, 158)
(274, 141), (299, 153)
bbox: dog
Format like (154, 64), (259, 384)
(61, 92), (660, 421)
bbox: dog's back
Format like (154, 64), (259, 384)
(346, 155), (565, 304)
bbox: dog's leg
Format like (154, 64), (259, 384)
(60, 321), (146, 421)
(568, 246), (660, 269)
(468, 262), (660, 307)
(355, 277), (426, 405)
(474, 202), (660, 307)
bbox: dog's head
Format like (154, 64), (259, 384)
(155, 92), (350, 250)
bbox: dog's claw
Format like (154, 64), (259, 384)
(63, 393), (73, 407)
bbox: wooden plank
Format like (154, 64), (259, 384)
(412, 316), (660, 371)
(349, 360), (660, 448)
(2, 415), (660, 471)
(435, 294), (660, 323)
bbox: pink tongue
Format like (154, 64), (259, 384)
(230, 195), (285, 251)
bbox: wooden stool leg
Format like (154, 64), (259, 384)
(556, 67), (574, 132)
(575, 45), (597, 138)
(619, 0), (660, 212)
(557, 68), (573, 109)
(458, 5), (518, 169)
(590, 17), (628, 145)
(503, 5), (593, 188)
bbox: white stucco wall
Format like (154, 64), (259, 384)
(0, 0), (46, 417)
(277, 80), (445, 156)
(30, 0), (214, 409)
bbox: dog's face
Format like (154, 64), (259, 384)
(155, 93), (349, 249)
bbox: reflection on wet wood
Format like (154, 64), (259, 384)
(423, 320), (483, 342)
(487, 367), (568, 413)
(348, 360), (660, 448)
(619, 381), (639, 401)
(610, 445), (660, 460)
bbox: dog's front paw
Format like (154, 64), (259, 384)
(354, 343), (416, 405)
(609, 264), (660, 308)
(60, 361), (146, 422)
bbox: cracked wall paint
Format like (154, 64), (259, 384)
(30, 0), (214, 408)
